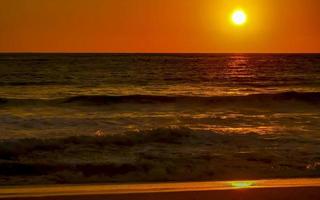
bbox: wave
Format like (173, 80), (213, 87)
(1, 92), (320, 107)
(0, 127), (318, 185)
(0, 81), (66, 86)
(63, 92), (320, 105)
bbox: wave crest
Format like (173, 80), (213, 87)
(0, 92), (320, 107)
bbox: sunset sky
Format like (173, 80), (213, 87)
(1, 0), (320, 53)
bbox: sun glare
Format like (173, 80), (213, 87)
(231, 10), (247, 26)
(231, 181), (255, 189)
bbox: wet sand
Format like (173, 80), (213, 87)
(1, 178), (320, 200)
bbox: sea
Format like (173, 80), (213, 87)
(0, 53), (320, 184)
(1, 53), (320, 139)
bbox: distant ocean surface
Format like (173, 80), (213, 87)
(1, 53), (320, 139)
(1, 54), (320, 185)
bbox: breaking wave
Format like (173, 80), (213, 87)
(1, 92), (320, 107)
(0, 127), (319, 185)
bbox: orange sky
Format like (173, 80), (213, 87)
(1, 0), (320, 53)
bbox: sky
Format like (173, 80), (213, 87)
(0, 0), (320, 53)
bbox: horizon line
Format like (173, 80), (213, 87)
(0, 51), (320, 54)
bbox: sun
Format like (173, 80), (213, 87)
(231, 10), (247, 26)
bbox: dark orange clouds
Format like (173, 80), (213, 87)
(0, 0), (319, 53)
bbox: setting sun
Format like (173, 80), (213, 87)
(231, 10), (247, 26)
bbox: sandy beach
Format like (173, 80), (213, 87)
(1, 178), (320, 200)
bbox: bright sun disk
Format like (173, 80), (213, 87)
(231, 10), (247, 26)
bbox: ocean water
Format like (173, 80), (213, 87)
(0, 53), (320, 184)
(0, 53), (320, 139)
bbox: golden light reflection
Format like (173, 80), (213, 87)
(226, 55), (252, 77)
(231, 181), (256, 189)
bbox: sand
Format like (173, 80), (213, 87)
(1, 178), (320, 200)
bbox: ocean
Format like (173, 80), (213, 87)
(0, 53), (320, 185)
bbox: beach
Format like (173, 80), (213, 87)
(1, 178), (320, 200)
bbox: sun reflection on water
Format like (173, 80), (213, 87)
(230, 181), (256, 189)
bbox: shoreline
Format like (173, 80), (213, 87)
(1, 178), (320, 200)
